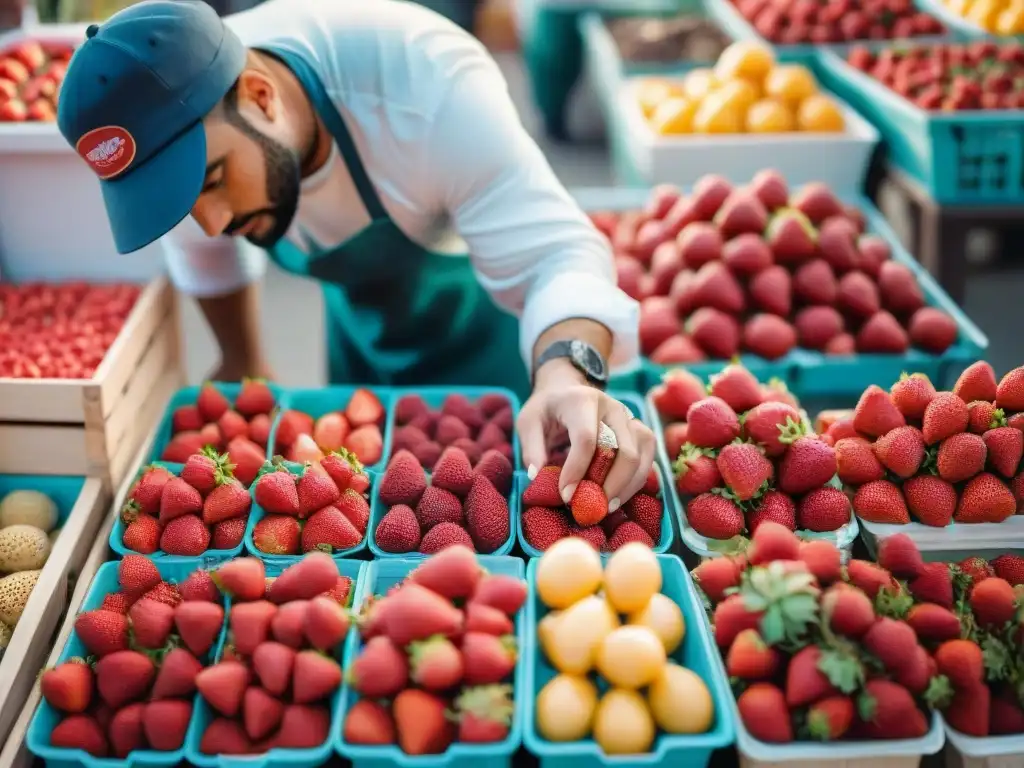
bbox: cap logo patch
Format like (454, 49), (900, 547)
(75, 125), (137, 180)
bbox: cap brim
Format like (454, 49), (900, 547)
(100, 120), (207, 254)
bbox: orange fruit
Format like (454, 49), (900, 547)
(764, 65), (818, 107)
(682, 68), (718, 102)
(636, 79), (685, 119)
(797, 94), (846, 132)
(650, 97), (698, 135)
(745, 99), (796, 133)
(713, 41), (775, 87)
(715, 79), (761, 115)
(693, 94), (743, 134)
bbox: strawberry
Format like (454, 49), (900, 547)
(793, 259), (837, 305)
(409, 635), (464, 691)
(863, 618), (917, 675)
(873, 426), (925, 479)
(270, 602), (309, 648)
(346, 388), (385, 427)
(231, 378), (273, 418)
(908, 562), (954, 608)
(686, 307), (741, 359)
(75, 609), (128, 657)
(969, 401), (1005, 434)
(348, 636), (409, 698)
(877, 533), (925, 579)
(213, 516), (247, 549)
(797, 487), (850, 532)
(777, 437), (837, 496)
(474, 450), (514, 496)
(989, 694), (1024, 736)
(954, 361), (998, 403)
(906, 603), (961, 642)
(465, 603), (514, 636)
(712, 593), (763, 649)
(379, 450), (428, 507)
(174, 600), (224, 657)
(857, 680), (928, 740)
(253, 467), (300, 515)
(737, 683), (793, 743)
(852, 480), (909, 524)
(956, 472), (1016, 523)
(996, 366), (1024, 412)
(934, 639), (984, 687)
(837, 270), (880, 317)
(203, 477), (251, 525)
(472, 573), (527, 618)
(266, 552), (339, 603)
(143, 582), (182, 608)
(157, 514), (207, 556)
(727, 629), (779, 679)
(673, 445), (722, 496)
(249, 413), (271, 448)
(568, 479), (607, 526)
(846, 559), (894, 598)
(127, 597), (174, 649)
(253, 514), (301, 555)
(522, 466), (563, 507)
(520, 506), (569, 551)
(129, 465), (173, 516)
(923, 392), (970, 445)
(118, 554), (161, 600)
(431, 447), (476, 498)
(686, 397), (741, 449)
(213, 557), (265, 602)
(747, 521), (798, 564)
(652, 369), (708, 421)
(945, 683), (990, 738)
(903, 475), (956, 528)
(40, 659), (93, 713)
(692, 557), (742, 604)
(230, 600), (277, 655)
(708, 364), (762, 413)
(162, 431), (207, 463)
(95, 650), (156, 708)
(625, 493), (662, 541)
(196, 382), (230, 422)
(786, 645), (839, 707)
(415, 485), (464, 530)
(460, 632), (516, 685)
(251, 641), (296, 696)
(274, 703), (332, 749)
(687, 493), (744, 539)
(716, 442), (773, 501)
(304, 596), (349, 651)
(50, 714), (109, 756)
(452, 684), (514, 743)
(465, 476), (510, 553)
(242, 686), (284, 740)
(275, 409), (314, 450)
(199, 718), (251, 754)
(393, 688), (454, 755)
(858, 311), (911, 353)
(292, 650), (342, 704)
(795, 305), (844, 350)
(959, 556), (995, 585)
(742, 402), (803, 458)
(890, 372), (936, 420)
(150, 647), (203, 700)
(383, 583), (464, 647)
(374, 504), (422, 553)
(217, 410), (249, 444)
(992, 554), (1024, 586)
(395, 394), (430, 426)
(799, 540), (842, 584)
(822, 584), (875, 638)
(344, 699), (396, 745)
(983, 426), (1023, 477)
(742, 314), (797, 360)
(606, 521), (652, 550)
(320, 448), (364, 491)
(807, 696), (854, 741)
(749, 490), (797, 533)
(970, 576), (1017, 627)
(853, 385), (905, 438)
(436, 415), (471, 446)
(302, 505), (363, 552)
(749, 265), (792, 316)
(834, 438), (884, 485)
(196, 660), (249, 717)
(159, 477), (202, 523)
(585, 427), (617, 486)
(406, 543), (481, 599)
(107, 702), (146, 757)
(172, 404), (204, 433)
(336, 488), (370, 534)
(936, 432), (987, 483)
(181, 448), (229, 498)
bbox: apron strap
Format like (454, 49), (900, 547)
(262, 45), (389, 222)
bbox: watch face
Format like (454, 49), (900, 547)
(570, 340), (607, 380)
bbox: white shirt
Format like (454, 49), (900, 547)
(165, 0), (639, 372)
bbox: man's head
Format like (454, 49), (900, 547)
(58, 0), (303, 253)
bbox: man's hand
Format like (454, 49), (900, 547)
(517, 359), (657, 512)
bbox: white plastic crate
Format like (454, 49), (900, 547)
(0, 24), (165, 282)
(943, 723), (1024, 768)
(859, 516), (1024, 562)
(616, 77), (880, 194)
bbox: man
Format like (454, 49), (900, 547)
(57, 0), (654, 506)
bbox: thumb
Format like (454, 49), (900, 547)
(516, 407), (548, 480)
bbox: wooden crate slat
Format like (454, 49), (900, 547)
(0, 380), (85, 423)
(0, 424), (88, 476)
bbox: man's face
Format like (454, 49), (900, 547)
(192, 78), (302, 248)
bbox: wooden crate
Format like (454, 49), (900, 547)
(0, 476), (108, 748)
(0, 429), (156, 768)
(0, 276), (185, 490)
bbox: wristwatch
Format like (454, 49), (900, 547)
(533, 340), (609, 390)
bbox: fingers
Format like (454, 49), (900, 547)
(558, 390), (601, 503)
(516, 401), (548, 479)
(599, 400), (640, 510)
(619, 420), (657, 505)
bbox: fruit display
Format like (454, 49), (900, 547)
(942, 0), (1024, 34)
(695, 526), (952, 744)
(531, 540), (717, 755)
(0, 488), (61, 649)
(830, 362), (1024, 527)
(590, 172), (960, 363)
(847, 42), (1024, 110)
(118, 461), (252, 556)
(372, 447), (512, 554)
(604, 14), (730, 65)
(161, 381), (277, 485)
(272, 387), (386, 467)
(391, 391), (515, 471)
(0, 282), (141, 379)
(194, 554), (353, 754)
(637, 43), (847, 136)
(652, 364), (854, 543)
(520, 425), (666, 552)
(0, 40), (73, 123)
(249, 458), (371, 555)
(727, 0), (944, 44)
(341, 547), (527, 754)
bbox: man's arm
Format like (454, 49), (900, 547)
(163, 220), (272, 380)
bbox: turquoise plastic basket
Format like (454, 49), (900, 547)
(334, 555), (527, 768)
(269, 386), (395, 473)
(243, 466), (375, 563)
(186, 559), (366, 768)
(522, 554), (735, 768)
(147, 382), (286, 465)
(27, 558), (225, 768)
(386, 386), (523, 472)
(109, 461), (244, 564)
(0, 474), (87, 532)
(817, 45), (1024, 204)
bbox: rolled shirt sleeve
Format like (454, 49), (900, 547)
(419, 53), (640, 374)
(162, 217), (268, 298)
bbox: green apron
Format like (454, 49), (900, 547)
(262, 47), (531, 400)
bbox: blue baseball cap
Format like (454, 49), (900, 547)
(58, 0), (246, 254)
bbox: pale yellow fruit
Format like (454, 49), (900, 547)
(596, 626), (667, 689)
(0, 621), (11, 649)
(0, 490), (57, 532)
(764, 64), (817, 107)
(649, 97), (697, 135)
(692, 95), (743, 134)
(714, 78), (761, 115)
(536, 674), (599, 741)
(0, 570), (40, 626)
(538, 610), (562, 660)
(636, 79), (685, 119)
(713, 41), (775, 87)
(0, 524), (51, 572)
(536, 537), (603, 609)
(745, 99), (795, 133)
(545, 594), (620, 674)
(648, 664), (715, 734)
(682, 68), (717, 101)
(593, 689), (656, 755)
(628, 592), (685, 654)
(797, 95), (845, 132)
(603, 542), (662, 614)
